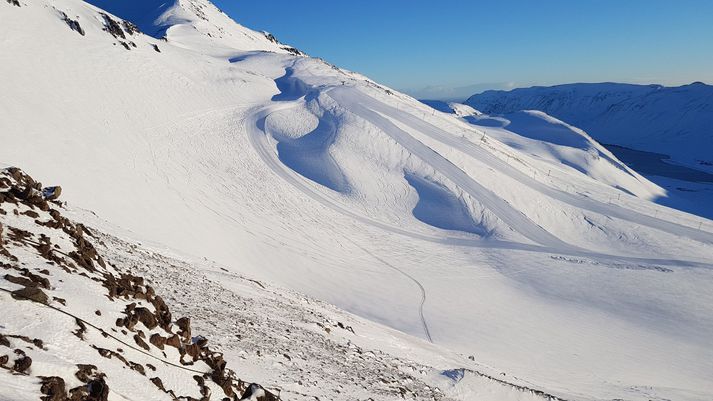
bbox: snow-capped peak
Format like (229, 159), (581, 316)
(84, 0), (301, 55)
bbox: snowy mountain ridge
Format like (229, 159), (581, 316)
(466, 82), (713, 170)
(84, 0), (302, 55)
(2, 0), (713, 400)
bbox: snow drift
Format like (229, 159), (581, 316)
(466, 82), (713, 170)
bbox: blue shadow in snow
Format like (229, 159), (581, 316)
(257, 112), (350, 193)
(405, 173), (484, 235)
(272, 68), (311, 102)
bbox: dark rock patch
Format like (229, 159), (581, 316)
(73, 318), (87, 340)
(40, 376), (67, 401)
(59, 12), (84, 36)
(133, 334), (150, 351)
(100, 13), (125, 39)
(11, 285), (49, 304)
(13, 354), (32, 373)
(121, 20), (139, 36)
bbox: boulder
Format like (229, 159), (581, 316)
(13, 355), (32, 373)
(40, 376), (67, 401)
(11, 286), (49, 305)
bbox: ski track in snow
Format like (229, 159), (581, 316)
(333, 88), (713, 246)
(245, 65), (713, 274)
(345, 237), (433, 343)
(242, 63), (713, 356)
(328, 88), (573, 250)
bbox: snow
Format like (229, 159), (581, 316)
(465, 83), (713, 219)
(466, 82), (713, 172)
(2, 0), (713, 400)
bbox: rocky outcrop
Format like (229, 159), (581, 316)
(0, 167), (281, 400)
(100, 13), (137, 50)
(59, 11), (84, 36)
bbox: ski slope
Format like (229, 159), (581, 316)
(2, 0), (713, 400)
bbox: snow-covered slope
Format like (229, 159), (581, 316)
(2, 1), (713, 400)
(85, 0), (302, 56)
(0, 167), (280, 401)
(3, 167), (570, 401)
(466, 82), (713, 170)
(422, 101), (666, 199)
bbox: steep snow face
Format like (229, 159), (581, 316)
(85, 0), (297, 55)
(2, 1), (713, 401)
(466, 82), (713, 170)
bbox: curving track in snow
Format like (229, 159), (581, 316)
(353, 90), (713, 245)
(327, 87), (574, 251)
(244, 70), (713, 271)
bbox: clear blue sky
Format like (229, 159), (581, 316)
(214, 0), (713, 100)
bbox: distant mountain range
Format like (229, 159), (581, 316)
(466, 82), (713, 170)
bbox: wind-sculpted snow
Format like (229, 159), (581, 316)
(272, 67), (314, 102)
(263, 67), (351, 192)
(263, 107), (350, 193)
(462, 83), (713, 219)
(404, 172), (485, 235)
(498, 111), (592, 149)
(3, 1), (713, 400)
(467, 82), (713, 170)
(427, 102), (656, 196)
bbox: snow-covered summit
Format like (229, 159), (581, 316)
(85, 0), (301, 55)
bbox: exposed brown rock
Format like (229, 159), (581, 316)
(133, 334), (150, 351)
(128, 361), (145, 375)
(11, 286), (49, 304)
(149, 333), (166, 350)
(151, 295), (172, 330)
(176, 316), (191, 341)
(92, 346), (129, 366)
(150, 377), (165, 390)
(133, 307), (158, 329)
(22, 210), (40, 218)
(73, 318), (87, 340)
(4, 273), (35, 287)
(2, 167), (283, 401)
(40, 376), (67, 401)
(165, 334), (181, 349)
(13, 355), (32, 373)
(101, 13), (126, 39)
(74, 364), (98, 383)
